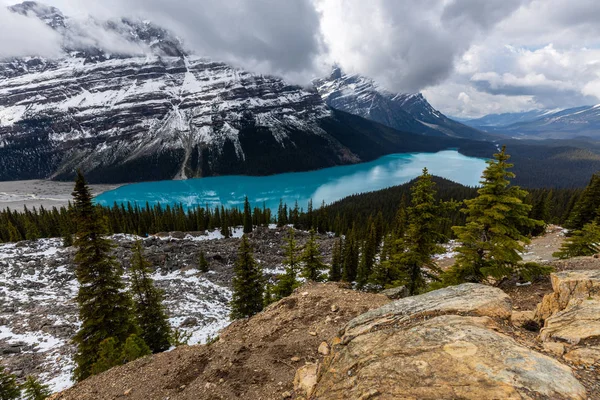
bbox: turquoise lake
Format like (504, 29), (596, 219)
(95, 150), (487, 211)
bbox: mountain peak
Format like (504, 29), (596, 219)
(9, 1), (65, 29)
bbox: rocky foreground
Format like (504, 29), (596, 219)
(48, 259), (600, 399)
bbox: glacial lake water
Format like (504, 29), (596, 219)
(94, 150), (487, 211)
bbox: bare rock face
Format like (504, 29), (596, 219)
(535, 270), (600, 322)
(308, 284), (587, 400)
(342, 283), (512, 343)
(540, 299), (600, 344)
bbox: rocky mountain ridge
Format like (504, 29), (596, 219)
(0, 2), (487, 183)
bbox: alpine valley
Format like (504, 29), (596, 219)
(0, 2), (493, 184)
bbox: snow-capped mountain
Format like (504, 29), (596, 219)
(457, 109), (560, 129)
(460, 105), (600, 139)
(0, 2), (482, 183)
(313, 67), (485, 140)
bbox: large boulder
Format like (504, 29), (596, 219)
(342, 283), (512, 343)
(535, 270), (600, 322)
(540, 298), (600, 344)
(308, 284), (587, 400)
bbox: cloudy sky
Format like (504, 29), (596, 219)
(1, 0), (600, 118)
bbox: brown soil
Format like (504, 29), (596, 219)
(51, 283), (388, 400)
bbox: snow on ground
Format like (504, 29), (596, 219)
(0, 231), (237, 393)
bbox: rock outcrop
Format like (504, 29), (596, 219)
(306, 284), (587, 400)
(536, 269), (600, 368)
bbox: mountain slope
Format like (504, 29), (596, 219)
(460, 106), (600, 139)
(313, 67), (486, 140)
(0, 2), (490, 183)
(458, 109), (559, 130)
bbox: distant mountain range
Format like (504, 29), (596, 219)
(460, 106), (600, 139)
(314, 68), (485, 140)
(0, 2), (486, 183)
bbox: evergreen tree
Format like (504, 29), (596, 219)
(120, 334), (152, 363)
(230, 235), (264, 319)
(21, 376), (52, 400)
(443, 147), (543, 285)
(553, 222), (600, 259)
(129, 241), (171, 353)
(71, 171), (136, 381)
(25, 220), (40, 241)
(356, 223), (378, 288)
(342, 227), (359, 282)
(369, 233), (395, 288)
(567, 173), (600, 229)
(263, 283), (275, 307)
(273, 229), (300, 299)
(220, 207), (231, 238)
(198, 251), (209, 272)
(300, 229), (326, 281)
(90, 337), (121, 375)
(328, 237), (343, 282)
(7, 221), (22, 242)
(0, 368), (20, 400)
(243, 196), (253, 234)
(388, 169), (451, 294)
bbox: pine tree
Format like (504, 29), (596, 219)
(198, 251), (209, 272)
(90, 337), (121, 375)
(369, 233), (396, 288)
(129, 241), (172, 353)
(120, 334), (152, 363)
(300, 229), (325, 281)
(21, 376), (52, 400)
(567, 173), (600, 229)
(243, 196), (253, 234)
(71, 171), (137, 381)
(443, 147), (543, 285)
(263, 283), (275, 307)
(230, 235), (264, 319)
(25, 220), (40, 241)
(220, 207), (231, 238)
(388, 169), (451, 294)
(342, 228), (359, 282)
(328, 237), (343, 281)
(553, 222), (600, 259)
(356, 223), (378, 288)
(7, 221), (22, 242)
(273, 229), (300, 299)
(0, 368), (20, 400)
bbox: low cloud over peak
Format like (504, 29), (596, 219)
(2, 0), (600, 117)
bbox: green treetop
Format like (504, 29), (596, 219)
(273, 229), (301, 299)
(71, 171), (137, 381)
(230, 235), (264, 319)
(129, 241), (172, 353)
(443, 146), (543, 285)
(300, 229), (326, 282)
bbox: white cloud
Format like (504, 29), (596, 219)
(0, 5), (62, 58)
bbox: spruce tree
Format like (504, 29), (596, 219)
(273, 229), (300, 299)
(356, 223), (378, 288)
(25, 220), (40, 241)
(369, 233), (395, 288)
(243, 196), (253, 234)
(443, 147), (543, 285)
(388, 169), (451, 294)
(566, 173), (600, 229)
(90, 337), (121, 375)
(328, 237), (343, 282)
(230, 235), (264, 319)
(129, 241), (171, 353)
(21, 376), (52, 400)
(220, 207), (231, 238)
(7, 221), (22, 242)
(300, 229), (325, 282)
(0, 368), (20, 400)
(341, 228), (359, 282)
(121, 334), (152, 363)
(71, 171), (136, 381)
(198, 251), (209, 272)
(553, 222), (600, 259)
